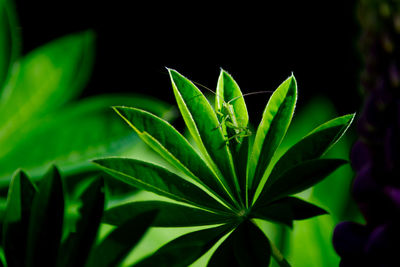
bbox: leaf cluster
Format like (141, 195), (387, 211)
(0, 167), (156, 267)
(95, 68), (355, 266)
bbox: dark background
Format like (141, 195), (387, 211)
(14, 0), (361, 124)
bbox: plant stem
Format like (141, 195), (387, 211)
(270, 241), (291, 267)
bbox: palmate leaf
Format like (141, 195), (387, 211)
(93, 158), (229, 213)
(0, 0), (19, 90)
(26, 166), (64, 267)
(113, 106), (235, 209)
(251, 197), (328, 227)
(248, 75), (297, 204)
(133, 224), (233, 267)
(85, 210), (158, 267)
(103, 201), (236, 227)
(97, 69), (354, 266)
(168, 69), (241, 204)
(2, 170), (37, 267)
(208, 221), (271, 267)
(0, 94), (173, 185)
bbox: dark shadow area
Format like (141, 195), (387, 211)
(15, 0), (360, 124)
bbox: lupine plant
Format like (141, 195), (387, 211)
(1, 166), (157, 267)
(94, 69), (355, 266)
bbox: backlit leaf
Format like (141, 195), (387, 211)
(215, 69), (249, 146)
(134, 224), (233, 267)
(251, 197), (327, 227)
(248, 75), (297, 203)
(255, 159), (347, 206)
(267, 113), (355, 187)
(103, 201), (236, 227)
(113, 106), (234, 208)
(93, 158), (229, 212)
(168, 68), (241, 205)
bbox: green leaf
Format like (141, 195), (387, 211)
(255, 159), (347, 206)
(103, 201), (236, 227)
(2, 170), (37, 267)
(236, 136), (249, 204)
(168, 68), (241, 204)
(26, 166), (65, 267)
(113, 106), (235, 209)
(215, 69), (249, 146)
(86, 210), (157, 267)
(267, 113), (355, 187)
(248, 75), (297, 203)
(0, 31), (94, 148)
(0, 94), (173, 184)
(208, 221), (271, 267)
(134, 224), (233, 267)
(57, 177), (105, 267)
(93, 158), (228, 212)
(251, 197), (327, 227)
(0, 0), (20, 90)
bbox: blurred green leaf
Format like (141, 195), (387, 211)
(2, 170), (37, 267)
(85, 210), (157, 267)
(168, 68), (240, 204)
(57, 177), (105, 267)
(0, 31), (94, 143)
(248, 75), (297, 203)
(208, 222), (271, 267)
(0, 94), (173, 185)
(113, 106), (233, 208)
(93, 158), (228, 212)
(103, 201), (236, 227)
(26, 166), (64, 267)
(0, 0), (19, 90)
(284, 216), (339, 267)
(134, 224), (232, 267)
(236, 137), (249, 203)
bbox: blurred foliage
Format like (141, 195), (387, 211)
(332, 0), (400, 266)
(0, 166), (157, 266)
(0, 0), (174, 187)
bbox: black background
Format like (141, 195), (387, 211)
(14, 0), (361, 123)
